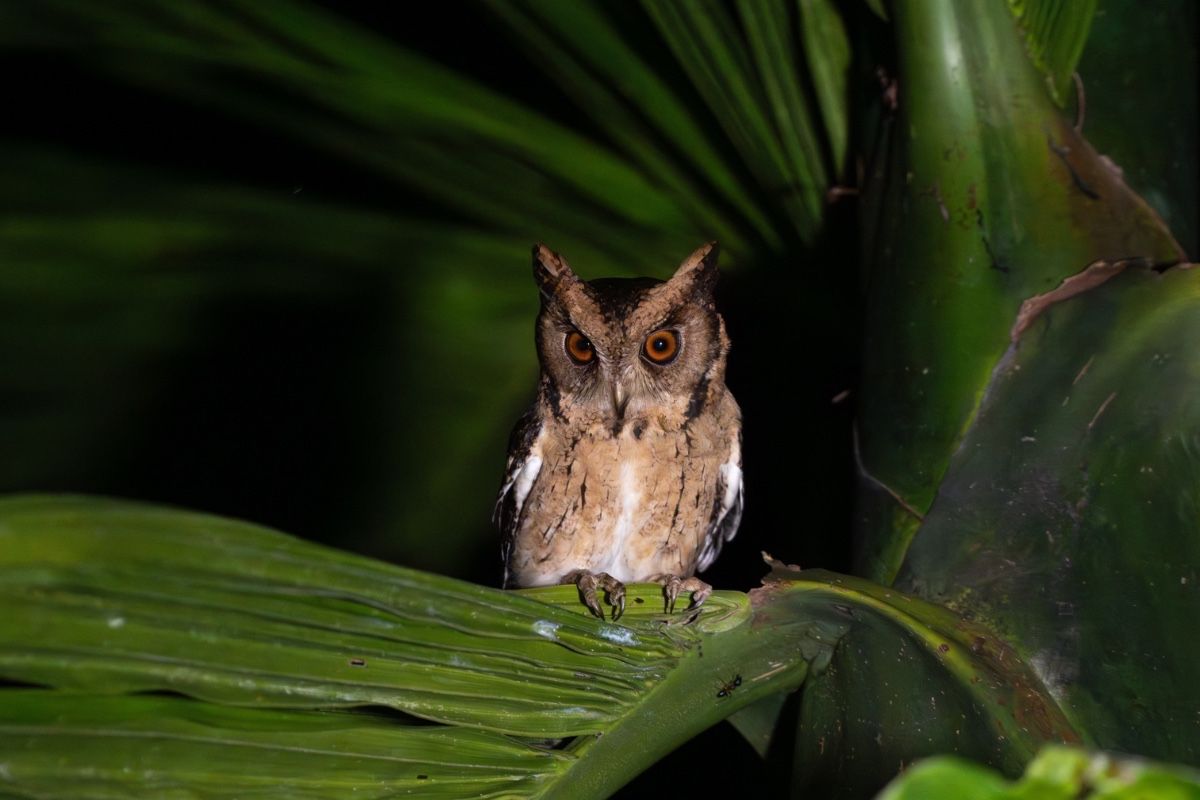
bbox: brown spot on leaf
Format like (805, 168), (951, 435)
(1010, 260), (1126, 342)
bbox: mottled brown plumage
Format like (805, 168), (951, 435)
(495, 243), (743, 618)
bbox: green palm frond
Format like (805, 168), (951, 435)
(1, 693), (567, 799)
(0, 496), (1090, 797)
(0, 496), (835, 796)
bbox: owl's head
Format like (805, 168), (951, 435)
(531, 242), (730, 428)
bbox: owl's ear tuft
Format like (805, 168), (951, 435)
(667, 241), (720, 297)
(533, 244), (579, 298)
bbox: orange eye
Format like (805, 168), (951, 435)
(643, 329), (679, 364)
(564, 331), (595, 365)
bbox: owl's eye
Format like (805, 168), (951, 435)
(643, 329), (680, 365)
(564, 331), (595, 365)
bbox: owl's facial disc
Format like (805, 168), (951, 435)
(532, 241), (728, 428)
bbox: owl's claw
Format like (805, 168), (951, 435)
(652, 574), (712, 615)
(568, 570), (626, 621)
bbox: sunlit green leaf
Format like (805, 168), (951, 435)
(877, 745), (1200, 800)
(1005, 0), (1098, 106)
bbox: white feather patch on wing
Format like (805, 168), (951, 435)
(508, 454), (543, 522)
(718, 463), (743, 540)
(697, 437), (744, 573)
(496, 447), (542, 588)
(494, 427), (544, 531)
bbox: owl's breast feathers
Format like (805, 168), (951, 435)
(496, 389), (742, 588)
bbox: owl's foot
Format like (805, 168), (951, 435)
(651, 574), (712, 615)
(566, 570), (626, 621)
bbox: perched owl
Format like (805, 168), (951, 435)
(494, 242), (743, 619)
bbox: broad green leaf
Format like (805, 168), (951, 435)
(0, 496), (693, 736)
(895, 265), (1200, 764)
(777, 568), (1077, 796)
(877, 745), (1200, 799)
(0, 497), (1082, 797)
(0, 496), (837, 796)
(850, 0), (1199, 778)
(855, 0), (1184, 582)
(0, 692), (568, 799)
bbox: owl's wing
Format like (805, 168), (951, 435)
(696, 429), (744, 573)
(493, 406), (544, 586)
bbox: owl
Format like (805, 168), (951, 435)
(494, 242), (743, 619)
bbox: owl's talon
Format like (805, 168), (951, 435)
(665, 577), (681, 613)
(611, 596), (625, 621)
(568, 570), (625, 621)
(580, 588), (604, 619)
(652, 574), (712, 616)
(609, 584), (626, 621)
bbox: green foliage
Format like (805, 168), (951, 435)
(0, 497), (1101, 797)
(777, 567), (1077, 792)
(0, 0), (1197, 797)
(846, 0), (1200, 787)
(0, 693), (568, 799)
(897, 265), (1200, 763)
(855, 0), (1182, 584)
(0, 496), (836, 796)
(1006, 0), (1098, 105)
(878, 746), (1200, 800)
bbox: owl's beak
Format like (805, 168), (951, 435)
(611, 383), (630, 420)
